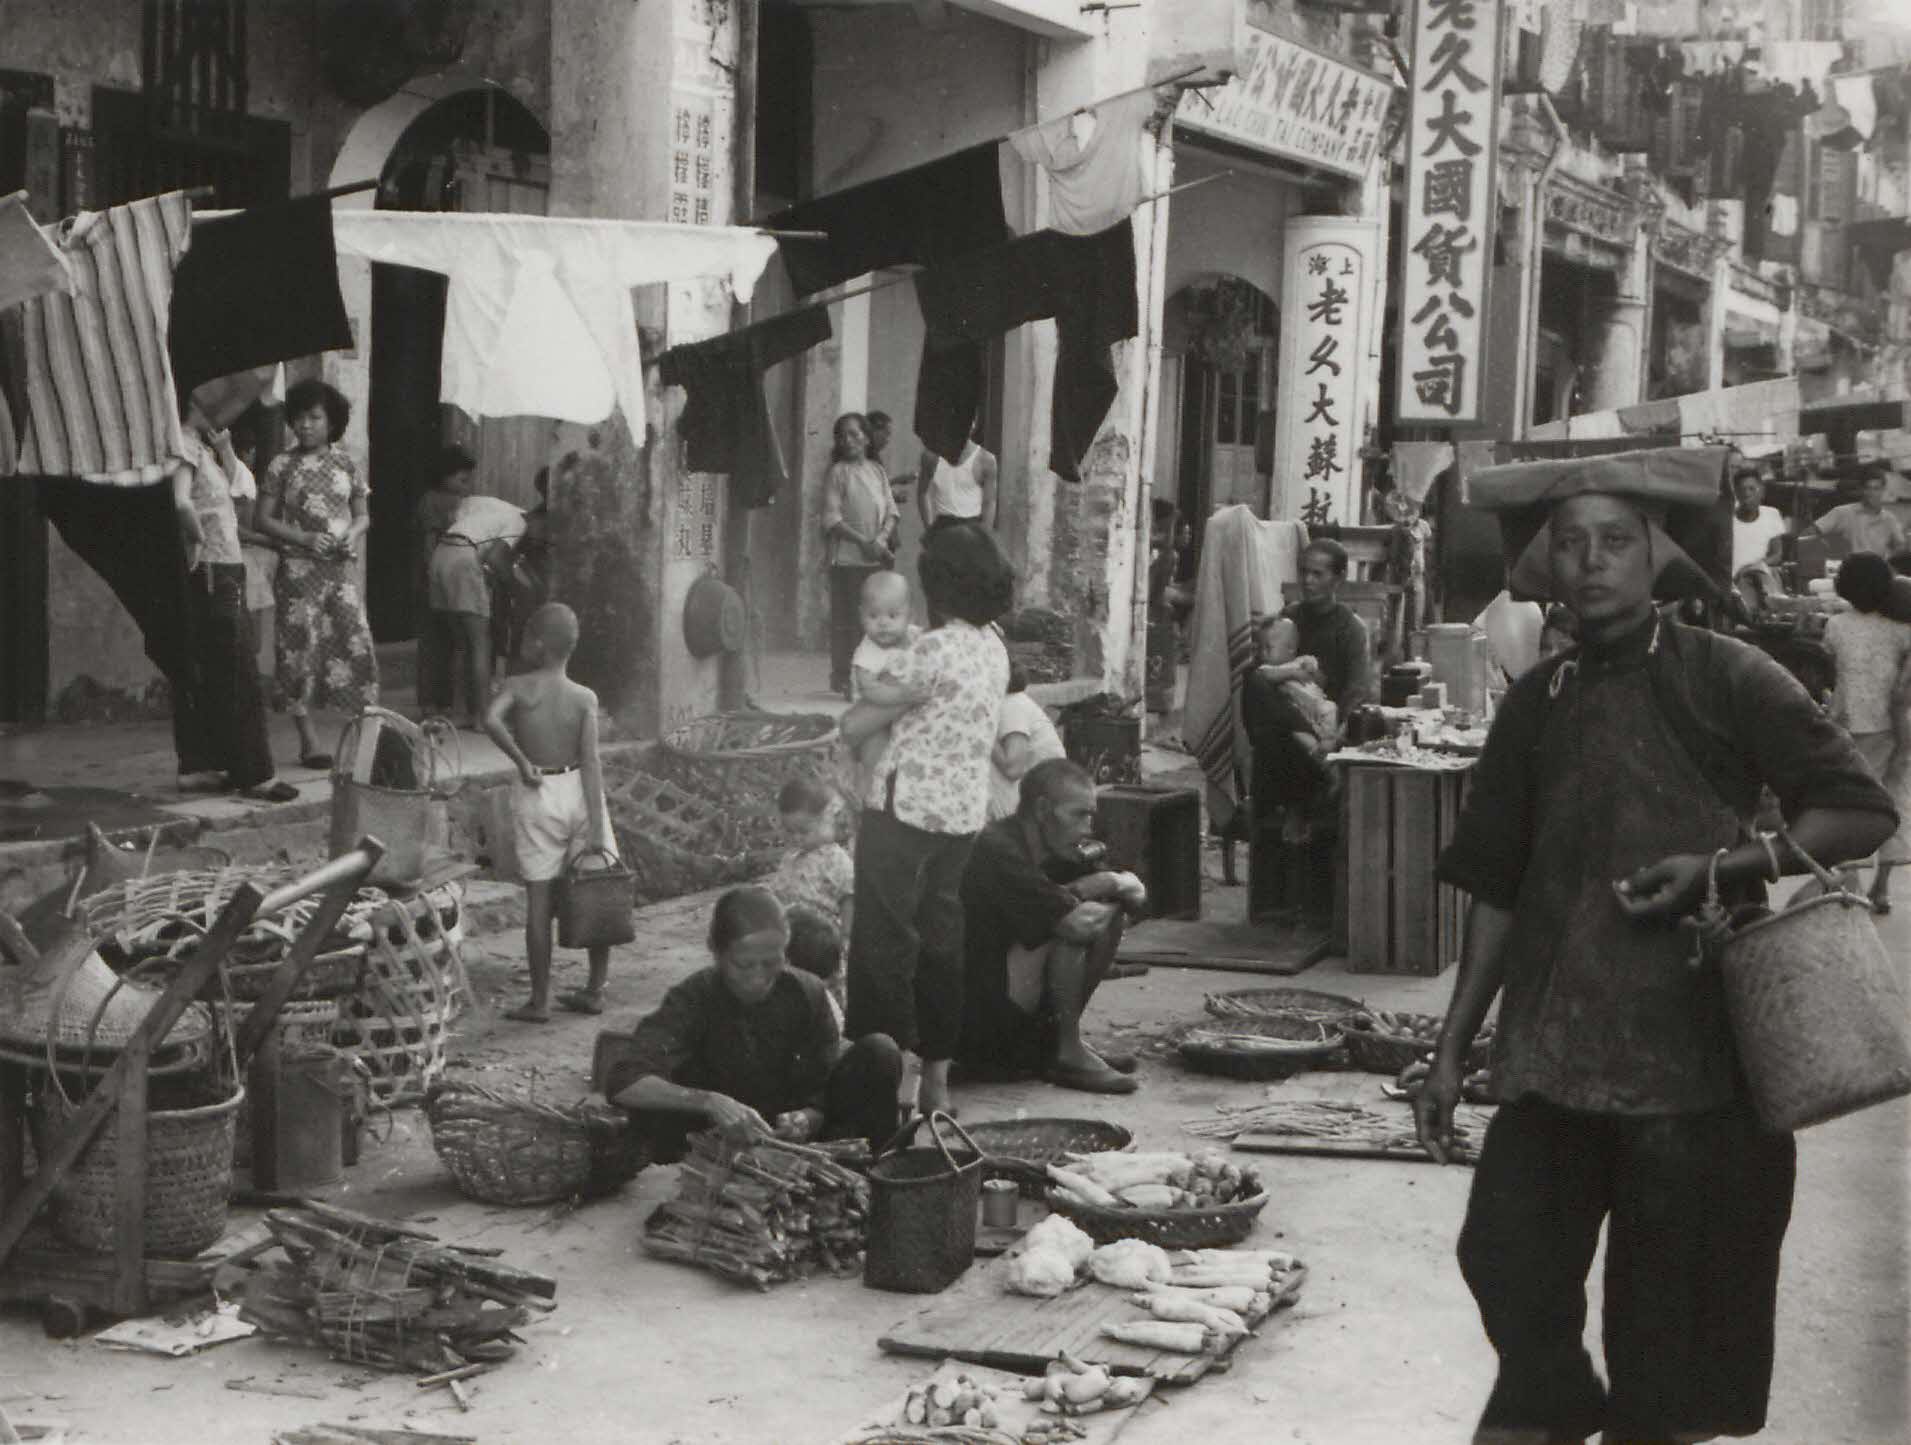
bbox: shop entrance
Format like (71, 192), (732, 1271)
(364, 90), (550, 644)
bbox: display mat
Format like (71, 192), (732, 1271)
(1115, 918), (1324, 975)
(880, 1248), (1307, 1387)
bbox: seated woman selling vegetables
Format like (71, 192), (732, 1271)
(605, 886), (902, 1160)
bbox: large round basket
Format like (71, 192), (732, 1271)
(1171, 1017), (1345, 1082)
(1045, 1190), (1270, 1249)
(655, 711), (839, 795)
(1204, 986), (1367, 1029)
(963, 1117), (1134, 1199)
(426, 1082), (644, 1206)
(35, 1082), (242, 1258)
(1343, 1012), (1493, 1076)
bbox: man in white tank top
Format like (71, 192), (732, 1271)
(916, 433), (997, 534)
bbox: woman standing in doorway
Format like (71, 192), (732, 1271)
(256, 379), (379, 769)
(821, 412), (898, 699)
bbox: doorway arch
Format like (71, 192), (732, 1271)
(1158, 275), (1280, 538)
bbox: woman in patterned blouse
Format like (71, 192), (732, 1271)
(839, 523), (1013, 1118)
(256, 380), (380, 769)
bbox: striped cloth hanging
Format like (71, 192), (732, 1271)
(11, 191), (192, 483)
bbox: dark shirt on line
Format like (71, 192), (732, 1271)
(604, 967), (840, 1122)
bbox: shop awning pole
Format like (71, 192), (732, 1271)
(189, 177), (380, 221)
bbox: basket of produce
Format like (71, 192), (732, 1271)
(963, 1117), (1134, 1199)
(1170, 1016), (1345, 1081)
(1043, 1148), (1268, 1249)
(426, 1081), (643, 1206)
(1344, 1009), (1494, 1075)
(1203, 985), (1366, 1028)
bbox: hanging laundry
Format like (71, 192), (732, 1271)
(186, 364), (280, 430)
(1829, 74), (1877, 143)
(1391, 441), (1455, 505)
(1617, 397), (1680, 435)
(1740, 81), (1817, 262)
(656, 304), (831, 508)
(331, 211), (777, 437)
(913, 222), (1137, 482)
(1754, 42), (1843, 92)
(8, 192), (193, 481)
(1769, 190), (1799, 238)
(0, 190), (71, 313)
(767, 143), (1009, 296)
(167, 194), (353, 406)
(1008, 92), (1160, 238)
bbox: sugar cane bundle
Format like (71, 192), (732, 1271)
(641, 1127), (871, 1289)
(240, 1202), (556, 1373)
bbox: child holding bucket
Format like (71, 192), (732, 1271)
(483, 602), (620, 1022)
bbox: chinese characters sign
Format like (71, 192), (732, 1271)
(1175, 25), (1395, 181)
(1273, 219), (1379, 527)
(1396, 0), (1503, 424)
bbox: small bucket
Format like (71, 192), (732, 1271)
(1720, 884), (1911, 1132)
(272, 1047), (352, 1191)
(557, 847), (636, 950)
(864, 1111), (984, 1294)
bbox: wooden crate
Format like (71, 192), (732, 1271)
(1343, 762), (1471, 975)
(1094, 785), (1201, 921)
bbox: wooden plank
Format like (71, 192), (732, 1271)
(1114, 920), (1318, 976)
(111, 1037), (150, 1316)
(1392, 771), (1436, 973)
(1346, 767), (1391, 969)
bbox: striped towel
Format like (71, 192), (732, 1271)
(1181, 506), (1307, 834)
(12, 191), (193, 482)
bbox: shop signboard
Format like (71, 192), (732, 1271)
(1273, 217), (1380, 526)
(1174, 24), (1395, 181)
(1396, 0), (1504, 425)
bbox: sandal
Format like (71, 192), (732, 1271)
(298, 753), (333, 771)
(241, 780), (299, 803)
(558, 989), (605, 1016)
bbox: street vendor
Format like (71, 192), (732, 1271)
(1730, 463), (1790, 612)
(1282, 538), (1375, 720)
(956, 758), (1148, 1096)
(1416, 448), (1897, 1443)
(605, 886), (902, 1159)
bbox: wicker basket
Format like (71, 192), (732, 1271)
(962, 1118), (1134, 1200)
(332, 895), (467, 1105)
(35, 1082), (242, 1258)
(1204, 986), (1367, 1028)
(1343, 1012), (1493, 1076)
(426, 1082), (643, 1206)
(642, 711), (848, 854)
(1172, 1018), (1346, 1081)
(220, 947), (366, 1004)
(1046, 1190), (1271, 1249)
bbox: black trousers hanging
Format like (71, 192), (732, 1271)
(175, 562), (276, 789)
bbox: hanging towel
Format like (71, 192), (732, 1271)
(167, 194), (353, 406)
(656, 304), (831, 508)
(1391, 441), (1455, 504)
(1181, 505), (1307, 835)
(9, 192), (193, 481)
(1755, 41), (1842, 91)
(767, 144), (1009, 296)
(1617, 397), (1681, 434)
(0, 190), (71, 312)
(914, 222), (1137, 480)
(1769, 191), (1799, 237)
(1008, 92), (1159, 238)
(331, 211), (779, 438)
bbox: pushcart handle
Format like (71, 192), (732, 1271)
(254, 840), (385, 919)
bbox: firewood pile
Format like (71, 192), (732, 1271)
(239, 1201), (556, 1373)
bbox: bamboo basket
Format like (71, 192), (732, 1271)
(332, 893), (468, 1105)
(426, 1081), (643, 1205)
(1203, 986), (1367, 1029)
(1046, 1190), (1271, 1249)
(1343, 1011), (1494, 1075)
(643, 711), (848, 852)
(1171, 1017), (1346, 1081)
(963, 1118), (1133, 1200)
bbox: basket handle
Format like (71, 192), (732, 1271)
(1702, 822), (1855, 922)
(874, 1110), (980, 1179)
(567, 845), (625, 877)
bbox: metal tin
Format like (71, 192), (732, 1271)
(980, 1178), (1019, 1229)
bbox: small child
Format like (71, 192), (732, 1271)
(767, 778), (854, 1016)
(483, 602), (617, 1022)
(1260, 617), (1338, 750)
(784, 903), (849, 1043)
(415, 445), (476, 719)
(988, 665), (1068, 821)
(849, 571), (921, 793)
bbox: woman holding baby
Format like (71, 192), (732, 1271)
(1241, 612), (1342, 922)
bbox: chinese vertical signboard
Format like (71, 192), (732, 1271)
(1396, 0), (1504, 425)
(1274, 218), (1380, 526)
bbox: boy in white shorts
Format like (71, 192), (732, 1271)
(483, 602), (618, 1021)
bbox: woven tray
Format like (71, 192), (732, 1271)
(1171, 1017), (1346, 1081)
(1045, 1189), (1271, 1249)
(426, 1081), (644, 1206)
(1344, 1011), (1494, 1075)
(1204, 986), (1367, 1028)
(962, 1118), (1134, 1199)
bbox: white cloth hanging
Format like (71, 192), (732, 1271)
(1830, 75), (1878, 141)
(330, 211), (779, 434)
(1008, 92), (1158, 238)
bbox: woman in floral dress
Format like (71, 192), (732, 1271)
(257, 379), (379, 768)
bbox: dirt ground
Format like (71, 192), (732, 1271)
(0, 725), (1905, 1444)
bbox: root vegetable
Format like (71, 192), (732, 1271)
(1115, 1184), (1179, 1210)
(1046, 1166), (1122, 1208)
(1023, 1215), (1095, 1270)
(1087, 1240), (1173, 1289)
(1168, 1265), (1277, 1289)
(963, 1408), (982, 1427)
(931, 1380), (960, 1409)
(1057, 1349), (1092, 1374)
(928, 1406), (953, 1427)
(1103, 1377), (1150, 1408)
(1060, 1366), (1110, 1405)
(904, 1389), (927, 1425)
(1137, 1293), (1247, 1336)
(1133, 1283), (1258, 1313)
(1024, 1378), (1047, 1402)
(1101, 1320), (1209, 1353)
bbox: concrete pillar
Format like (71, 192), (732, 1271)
(1706, 254), (1731, 392)
(1584, 297), (1647, 411)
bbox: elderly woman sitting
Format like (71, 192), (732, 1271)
(604, 887), (902, 1160)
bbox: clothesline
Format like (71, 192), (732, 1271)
(796, 169), (1233, 315)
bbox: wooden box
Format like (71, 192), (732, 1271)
(1342, 762), (1470, 975)
(1093, 785), (1201, 921)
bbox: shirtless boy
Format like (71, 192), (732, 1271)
(483, 602), (618, 1022)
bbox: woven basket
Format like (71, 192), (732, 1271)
(1344, 1012), (1493, 1076)
(426, 1082), (643, 1205)
(963, 1118), (1134, 1200)
(333, 895), (466, 1105)
(220, 947), (367, 1004)
(0, 926), (215, 1067)
(1204, 986), (1367, 1028)
(1172, 1018), (1346, 1081)
(642, 711), (847, 853)
(35, 1082), (242, 1258)
(864, 1113), (984, 1294)
(1046, 1190), (1271, 1249)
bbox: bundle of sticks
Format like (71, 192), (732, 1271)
(642, 1127), (870, 1290)
(1183, 1098), (1491, 1159)
(240, 1201), (557, 1373)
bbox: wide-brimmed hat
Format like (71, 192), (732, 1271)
(0, 917), (213, 1062)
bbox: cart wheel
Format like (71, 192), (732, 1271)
(42, 1297), (87, 1338)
